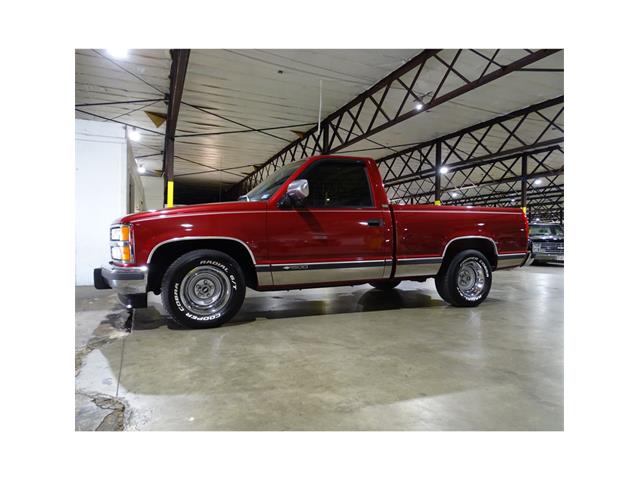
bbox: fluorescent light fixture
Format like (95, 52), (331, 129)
(106, 48), (129, 59)
(534, 179), (543, 185)
(128, 128), (141, 142)
(439, 166), (449, 174)
(137, 166), (146, 174)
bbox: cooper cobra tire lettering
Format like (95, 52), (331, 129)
(173, 283), (185, 311)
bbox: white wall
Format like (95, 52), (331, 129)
(75, 119), (127, 286)
(127, 142), (146, 212)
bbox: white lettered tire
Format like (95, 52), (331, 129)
(437, 249), (492, 307)
(161, 249), (246, 328)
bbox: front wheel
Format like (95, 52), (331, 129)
(435, 249), (492, 307)
(161, 249), (246, 328)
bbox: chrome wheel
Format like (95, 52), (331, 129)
(456, 259), (486, 301)
(179, 265), (232, 318)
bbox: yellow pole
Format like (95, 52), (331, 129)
(522, 206), (527, 214)
(167, 180), (174, 208)
(434, 200), (441, 206)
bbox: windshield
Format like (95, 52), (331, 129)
(241, 160), (305, 201)
(529, 224), (564, 237)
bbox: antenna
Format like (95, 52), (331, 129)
(317, 79), (323, 136)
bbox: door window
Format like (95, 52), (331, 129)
(298, 160), (373, 208)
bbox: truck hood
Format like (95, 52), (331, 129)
(115, 201), (265, 225)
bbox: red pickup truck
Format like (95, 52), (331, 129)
(95, 155), (529, 328)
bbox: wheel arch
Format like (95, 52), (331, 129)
(439, 236), (498, 273)
(146, 237), (258, 293)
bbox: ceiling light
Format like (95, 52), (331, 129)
(510, 198), (516, 203)
(106, 48), (129, 59)
(439, 166), (449, 174)
(137, 166), (146, 174)
(451, 192), (459, 198)
(415, 103), (424, 111)
(128, 128), (141, 142)
(534, 179), (543, 185)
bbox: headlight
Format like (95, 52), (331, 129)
(110, 225), (130, 241)
(110, 224), (133, 262)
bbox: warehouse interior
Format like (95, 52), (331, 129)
(75, 49), (564, 431)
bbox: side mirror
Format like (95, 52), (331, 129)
(287, 179), (309, 201)
(278, 179), (309, 209)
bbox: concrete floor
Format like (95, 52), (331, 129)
(75, 264), (563, 431)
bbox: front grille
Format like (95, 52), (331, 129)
(539, 242), (564, 253)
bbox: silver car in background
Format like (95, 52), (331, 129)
(528, 223), (564, 264)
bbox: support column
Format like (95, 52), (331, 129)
(521, 153), (528, 214)
(163, 49), (190, 207)
(434, 141), (442, 205)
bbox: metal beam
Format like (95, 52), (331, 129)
(328, 49), (559, 153)
(434, 142), (442, 204)
(163, 49), (190, 207)
(74, 108), (164, 135)
(75, 98), (165, 107)
(234, 50), (561, 195)
(521, 153), (528, 210)
(174, 122), (316, 138)
(444, 184), (564, 206)
(384, 141), (563, 187)
(386, 145), (562, 203)
(378, 95), (564, 186)
(391, 167), (564, 204)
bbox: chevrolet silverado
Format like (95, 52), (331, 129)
(94, 155), (530, 328)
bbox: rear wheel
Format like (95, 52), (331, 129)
(436, 249), (492, 307)
(434, 274), (452, 304)
(369, 279), (401, 290)
(161, 249), (246, 328)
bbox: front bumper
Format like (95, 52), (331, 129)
(94, 264), (148, 295)
(532, 252), (564, 262)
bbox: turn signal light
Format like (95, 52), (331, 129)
(121, 244), (131, 262)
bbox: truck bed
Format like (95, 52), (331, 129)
(391, 204), (528, 276)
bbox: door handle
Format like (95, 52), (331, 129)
(366, 219), (384, 227)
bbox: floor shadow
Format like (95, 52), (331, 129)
(231, 287), (445, 324)
(133, 305), (256, 330)
(128, 286), (446, 331)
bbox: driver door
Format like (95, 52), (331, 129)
(265, 158), (393, 286)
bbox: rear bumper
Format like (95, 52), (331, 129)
(93, 264), (148, 295)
